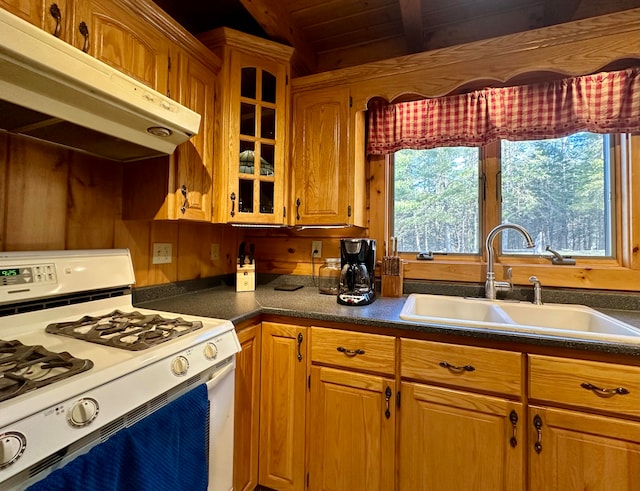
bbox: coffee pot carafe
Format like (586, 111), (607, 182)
(337, 239), (376, 306)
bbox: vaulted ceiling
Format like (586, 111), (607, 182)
(153, 0), (640, 76)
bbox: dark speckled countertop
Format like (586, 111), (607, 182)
(134, 277), (640, 358)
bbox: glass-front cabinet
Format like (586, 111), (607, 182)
(200, 28), (293, 225)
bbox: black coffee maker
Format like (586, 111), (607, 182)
(337, 239), (376, 306)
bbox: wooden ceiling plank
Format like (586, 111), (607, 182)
(399, 0), (424, 52)
(238, 0), (317, 74)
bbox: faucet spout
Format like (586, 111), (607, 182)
(484, 223), (535, 300)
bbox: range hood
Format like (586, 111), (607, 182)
(0, 8), (201, 162)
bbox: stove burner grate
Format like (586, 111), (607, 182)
(0, 339), (93, 402)
(45, 310), (203, 351)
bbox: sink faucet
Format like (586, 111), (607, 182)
(485, 223), (535, 300)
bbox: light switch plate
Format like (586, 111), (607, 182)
(152, 243), (172, 264)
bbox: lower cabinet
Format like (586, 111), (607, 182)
(308, 366), (395, 491)
(399, 382), (524, 490)
(239, 322), (640, 491)
(528, 406), (640, 491)
(527, 354), (640, 491)
(234, 323), (261, 491)
(258, 322), (308, 491)
(399, 338), (525, 491)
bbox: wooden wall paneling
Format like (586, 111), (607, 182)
(4, 136), (69, 251)
(204, 224), (242, 278)
(243, 229), (368, 276)
(114, 220), (151, 286)
(0, 132), (7, 250)
(66, 153), (123, 250)
(147, 221), (178, 285)
(177, 221), (204, 281)
(367, 154), (388, 261)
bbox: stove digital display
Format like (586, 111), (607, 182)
(1, 268), (20, 277)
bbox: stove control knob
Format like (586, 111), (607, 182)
(204, 342), (218, 360)
(171, 355), (189, 376)
(68, 398), (99, 427)
(0, 432), (27, 469)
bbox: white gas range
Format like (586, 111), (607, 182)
(0, 249), (240, 490)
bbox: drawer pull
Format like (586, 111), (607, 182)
(509, 410), (518, 448)
(336, 347), (365, 357)
(439, 361), (475, 373)
(580, 382), (630, 397)
(533, 415), (543, 454)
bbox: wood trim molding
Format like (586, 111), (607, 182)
(292, 8), (640, 107)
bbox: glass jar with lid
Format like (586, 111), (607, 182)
(318, 258), (341, 295)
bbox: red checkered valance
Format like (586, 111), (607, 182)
(366, 67), (640, 155)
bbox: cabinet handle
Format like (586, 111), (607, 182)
(78, 21), (89, 53)
(580, 382), (630, 397)
(230, 192), (236, 217)
(49, 4), (62, 37)
(180, 185), (188, 214)
(439, 361), (475, 373)
(384, 387), (392, 419)
(296, 332), (303, 362)
(296, 198), (301, 220)
(509, 410), (518, 448)
(533, 414), (543, 454)
(336, 346), (365, 356)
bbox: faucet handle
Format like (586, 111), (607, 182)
(545, 245), (576, 265)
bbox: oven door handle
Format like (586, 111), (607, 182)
(205, 359), (235, 391)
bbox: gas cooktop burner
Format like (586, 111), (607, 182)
(0, 339), (93, 402)
(45, 310), (204, 351)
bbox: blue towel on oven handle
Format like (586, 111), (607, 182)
(28, 384), (209, 491)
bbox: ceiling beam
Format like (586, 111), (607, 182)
(239, 0), (317, 75)
(399, 0), (424, 53)
(543, 0), (582, 25)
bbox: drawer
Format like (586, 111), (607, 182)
(310, 327), (395, 375)
(401, 338), (523, 397)
(529, 355), (640, 418)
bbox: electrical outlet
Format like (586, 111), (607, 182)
(210, 243), (220, 261)
(312, 240), (322, 258)
(152, 243), (172, 264)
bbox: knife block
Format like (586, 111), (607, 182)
(381, 257), (403, 297)
(236, 261), (255, 292)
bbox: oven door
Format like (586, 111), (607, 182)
(206, 357), (236, 491)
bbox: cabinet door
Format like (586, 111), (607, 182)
(308, 366), (395, 491)
(234, 323), (261, 491)
(291, 86), (351, 225)
(399, 382), (524, 491)
(1, 0), (75, 43)
(74, 0), (168, 91)
(173, 50), (214, 221)
(529, 405), (640, 491)
(224, 52), (288, 224)
(259, 322), (307, 491)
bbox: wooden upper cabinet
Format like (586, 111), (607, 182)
(74, 0), (168, 92)
(171, 49), (215, 221)
(1, 1), (167, 91)
(291, 85), (362, 226)
(1, 0), (75, 44)
(199, 28), (293, 225)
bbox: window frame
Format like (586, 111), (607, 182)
(380, 134), (640, 291)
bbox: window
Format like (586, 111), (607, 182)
(393, 133), (615, 259)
